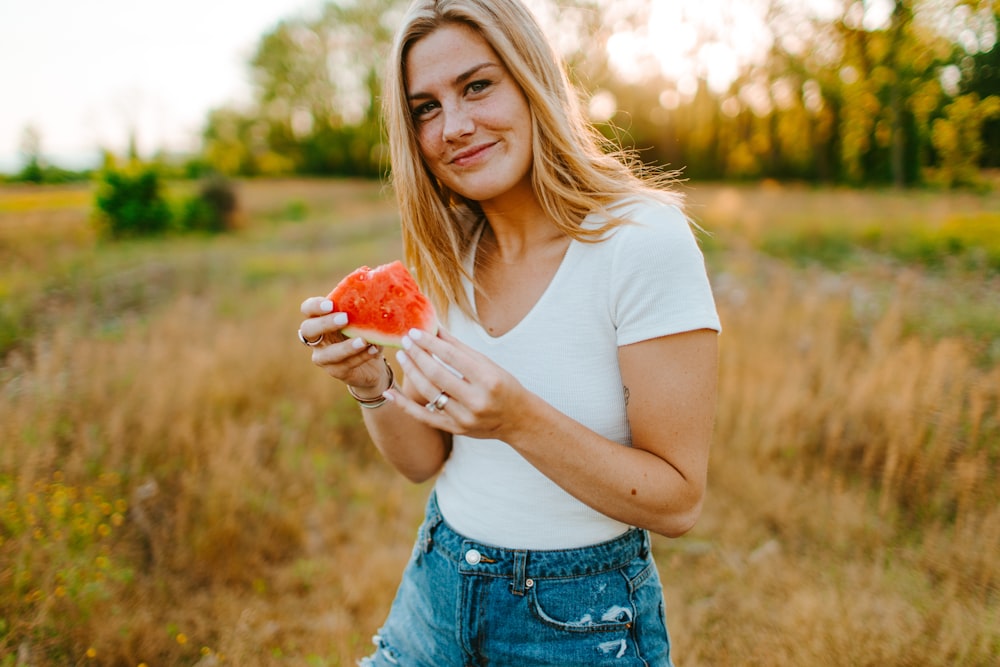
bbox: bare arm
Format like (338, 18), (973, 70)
(387, 327), (718, 537)
(358, 372), (452, 483)
(299, 297), (450, 482)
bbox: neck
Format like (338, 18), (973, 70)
(479, 184), (564, 263)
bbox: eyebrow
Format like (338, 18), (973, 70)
(407, 62), (499, 102)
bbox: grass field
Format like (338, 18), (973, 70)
(1, 178), (997, 666)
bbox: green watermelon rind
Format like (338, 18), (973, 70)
(341, 319), (439, 349)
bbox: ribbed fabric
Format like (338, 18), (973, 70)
(434, 198), (721, 550)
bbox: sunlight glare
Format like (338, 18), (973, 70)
(604, 30), (659, 84)
(645, 3), (698, 81)
(588, 90), (618, 122)
(698, 42), (741, 94)
(605, 0), (773, 96)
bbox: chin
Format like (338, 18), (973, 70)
(450, 180), (515, 203)
(455, 170), (533, 203)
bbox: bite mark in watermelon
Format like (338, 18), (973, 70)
(328, 261), (438, 347)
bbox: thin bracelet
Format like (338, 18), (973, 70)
(347, 358), (395, 409)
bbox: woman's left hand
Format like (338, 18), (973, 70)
(389, 327), (526, 439)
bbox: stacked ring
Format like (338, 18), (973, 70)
(425, 391), (450, 412)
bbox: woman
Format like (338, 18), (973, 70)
(298, 0), (720, 664)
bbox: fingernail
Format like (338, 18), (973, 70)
(368, 345), (379, 355)
(408, 328), (422, 341)
(321, 299), (334, 313)
(333, 312), (348, 326)
(401, 336), (413, 350)
(352, 337), (367, 350)
(396, 350), (408, 365)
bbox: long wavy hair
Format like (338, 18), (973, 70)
(383, 0), (683, 320)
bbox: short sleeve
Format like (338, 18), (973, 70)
(609, 201), (721, 346)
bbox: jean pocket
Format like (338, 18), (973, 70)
(627, 558), (657, 592)
(528, 569), (635, 633)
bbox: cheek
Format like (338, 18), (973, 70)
(415, 129), (450, 182)
(415, 122), (441, 158)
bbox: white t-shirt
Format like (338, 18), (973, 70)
(434, 197), (721, 549)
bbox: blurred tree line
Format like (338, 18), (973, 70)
(199, 0), (1000, 188)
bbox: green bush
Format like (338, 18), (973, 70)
(179, 176), (238, 233)
(94, 166), (171, 239)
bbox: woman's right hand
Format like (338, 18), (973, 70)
(298, 296), (389, 395)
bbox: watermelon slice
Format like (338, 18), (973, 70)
(328, 261), (438, 347)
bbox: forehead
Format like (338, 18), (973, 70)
(405, 23), (501, 93)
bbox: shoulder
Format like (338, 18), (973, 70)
(597, 196), (703, 261)
(599, 197), (721, 341)
(582, 195), (694, 242)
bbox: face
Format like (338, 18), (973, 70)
(405, 23), (534, 206)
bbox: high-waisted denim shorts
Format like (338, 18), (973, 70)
(359, 492), (674, 667)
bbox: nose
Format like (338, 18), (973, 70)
(441, 102), (474, 142)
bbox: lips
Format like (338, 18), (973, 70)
(450, 141), (497, 166)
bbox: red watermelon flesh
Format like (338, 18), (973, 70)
(328, 261), (438, 347)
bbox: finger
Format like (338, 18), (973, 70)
(313, 341), (390, 390)
(435, 327), (480, 359)
(436, 326), (465, 346)
(310, 337), (358, 367)
(384, 389), (440, 424)
(398, 338), (470, 401)
(403, 329), (473, 382)
(298, 311), (350, 343)
(393, 348), (443, 403)
(312, 339), (371, 368)
(301, 296), (335, 317)
(384, 386), (471, 434)
(347, 336), (384, 358)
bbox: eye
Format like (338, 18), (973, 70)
(411, 101), (440, 121)
(466, 79), (492, 95)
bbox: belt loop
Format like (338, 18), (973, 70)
(510, 550), (528, 596)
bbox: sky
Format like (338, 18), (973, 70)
(0, 0), (770, 174)
(0, 0), (909, 174)
(0, 0), (319, 171)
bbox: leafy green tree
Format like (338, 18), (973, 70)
(203, 108), (274, 176)
(194, 0), (1000, 187)
(201, 0), (606, 178)
(929, 92), (1000, 186)
(959, 4), (1000, 167)
(205, 0), (400, 177)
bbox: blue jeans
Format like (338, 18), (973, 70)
(360, 492), (674, 667)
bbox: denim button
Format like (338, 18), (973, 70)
(525, 578), (534, 588)
(465, 549), (482, 565)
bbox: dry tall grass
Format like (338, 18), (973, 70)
(674, 254), (999, 666)
(1, 180), (997, 666)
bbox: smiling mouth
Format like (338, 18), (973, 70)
(450, 142), (497, 166)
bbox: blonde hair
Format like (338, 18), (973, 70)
(383, 0), (683, 319)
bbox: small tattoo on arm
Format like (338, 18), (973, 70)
(623, 385), (630, 406)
